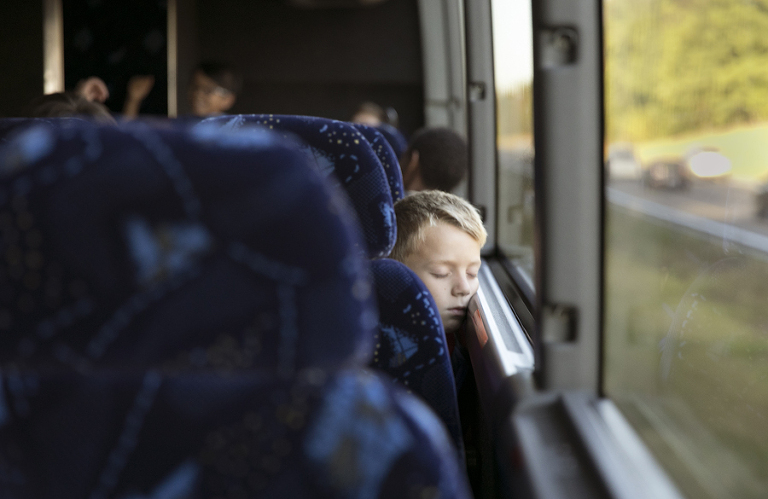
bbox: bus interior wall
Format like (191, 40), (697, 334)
(0, 0), (426, 135)
(0, 1), (44, 118)
(188, 0), (425, 135)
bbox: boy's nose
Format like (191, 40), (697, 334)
(452, 275), (471, 296)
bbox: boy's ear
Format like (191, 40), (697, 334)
(407, 151), (419, 171)
(402, 151), (422, 191)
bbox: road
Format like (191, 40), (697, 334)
(608, 178), (768, 237)
(606, 178), (768, 256)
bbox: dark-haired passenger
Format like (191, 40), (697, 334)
(26, 92), (116, 124)
(401, 127), (468, 194)
(121, 62), (242, 119)
(187, 62), (242, 117)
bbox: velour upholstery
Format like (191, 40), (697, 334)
(0, 121), (374, 371)
(376, 123), (408, 161)
(0, 121), (472, 498)
(0, 118), (92, 147)
(0, 368), (471, 499)
(353, 123), (404, 203)
(198, 114), (396, 258)
(368, 258), (463, 455)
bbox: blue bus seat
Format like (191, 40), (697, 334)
(198, 114), (396, 258)
(0, 121), (472, 498)
(0, 117), (96, 147)
(368, 258), (463, 455)
(376, 123), (408, 160)
(0, 368), (471, 498)
(353, 123), (405, 203)
(0, 121), (373, 371)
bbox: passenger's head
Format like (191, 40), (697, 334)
(402, 127), (468, 193)
(26, 92), (116, 123)
(188, 61), (242, 117)
(351, 102), (387, 127)
(390, 190), (486, 333)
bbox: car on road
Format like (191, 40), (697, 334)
(605, 143), (641, 180)
(685, 147), (732, 181)
(755, 181), (768, 219)
(642, 156), (691, 190)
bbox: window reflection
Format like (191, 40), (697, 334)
(491, 0), (535, 288)
(604, 0), (768, 496)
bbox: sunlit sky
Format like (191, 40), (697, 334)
(491, 0), (534, 92)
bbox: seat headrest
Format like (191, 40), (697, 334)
(353, 123), (404, 202)
(198, 115), (396, 258)
(376, 123), (408, 160)
(0, 121), (376, 373)
(0, 117), (95, 147)
(369, 258), (463, 451)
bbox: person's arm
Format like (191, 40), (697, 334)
(122, 75), (155, 119)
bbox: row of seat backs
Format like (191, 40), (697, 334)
(3, 369), (467, 499)
(198, 115), (404, 258)
(0, 114), (463, 455)
(197, 115), (463, 453)
(0, 120), (471, 498)
(0, 116), (408, 258)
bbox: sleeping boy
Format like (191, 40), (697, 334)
(389, 190), (487, 349)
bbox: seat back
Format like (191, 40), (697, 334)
(353, 123), (405, 203)
(369, 258), (463, 454)
(0, 121), (472, 498)
(0, 121), (374, 372)
(0, 368), (471, 498)
(0, 117), (95, 147)
(376, 122), (409, 160)
(199, 114), (396, 258)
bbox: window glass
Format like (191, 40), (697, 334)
(491, 0), (535, 290)
(604, 1), (768, 496)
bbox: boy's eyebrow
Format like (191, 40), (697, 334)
(430, 258), (482, 266)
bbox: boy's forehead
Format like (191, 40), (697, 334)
(412, 222), (481, 263)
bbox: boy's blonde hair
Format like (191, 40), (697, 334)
(390, 190), (487, 261)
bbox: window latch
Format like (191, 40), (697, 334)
(542, 304), (578, 343)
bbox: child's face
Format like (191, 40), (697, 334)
(188, 71), (235, 117)
(402, 221), (482, 334)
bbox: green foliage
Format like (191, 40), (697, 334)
(497, 83), (533, 137)
(605, 0), (768, 142)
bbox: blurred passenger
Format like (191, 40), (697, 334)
(351, 101), (400, 129)
(25, 92), (116, 124)
(122, 75), (156, 119)
(351, 101), (388, 127)
(120, 62), (242, 119)
(74, 76), (110, 103)
(187, 62), (242, 117)
(401, 127), (467, 193)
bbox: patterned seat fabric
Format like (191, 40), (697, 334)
(0, 368), (471, 499)
(0, 121), (373, 372)
(0, 121), (471, 498)
(376, 123), (408, 161)
(0, 117), (92, 147)
(353, 123), (404, 203)
(368, 258), (463, 455)
(198, 114), (396, 258)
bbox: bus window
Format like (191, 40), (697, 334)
(491, 0), (535, 293)
(604, 0), (768, 496)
